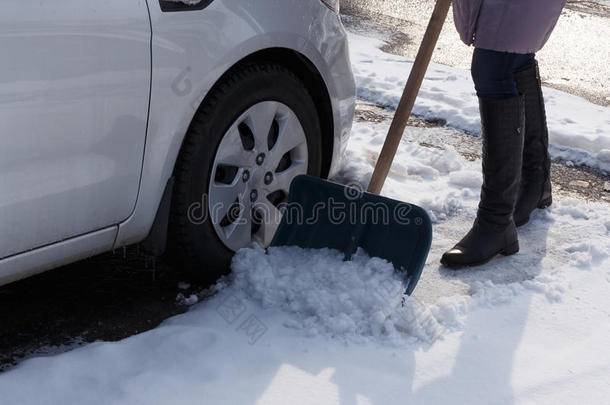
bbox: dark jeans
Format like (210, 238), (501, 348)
(471, 48), (536, 99)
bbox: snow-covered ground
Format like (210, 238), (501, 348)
(1, 34), (609, 404)
(342, 1), (610, 107)
(350, 34), (610, 172)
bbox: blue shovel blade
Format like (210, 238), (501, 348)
(270, 175), (432, 295)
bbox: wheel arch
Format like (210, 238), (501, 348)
(143, 48), (335, 256)
(182, 48), (335, 179)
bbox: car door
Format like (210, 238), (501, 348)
(0, 1), (151, 258)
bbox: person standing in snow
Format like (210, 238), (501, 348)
(441, 0), (565, 267)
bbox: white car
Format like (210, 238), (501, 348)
(0, 0), (355, 286)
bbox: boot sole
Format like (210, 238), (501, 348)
(515, 196), (553, 227)
(441, 241), (520, 269)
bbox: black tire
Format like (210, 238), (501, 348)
(168, 63), (323, 284)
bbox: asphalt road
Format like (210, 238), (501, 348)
(0, 249), (210, 371)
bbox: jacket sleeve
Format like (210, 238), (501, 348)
(452, 0), (484, 46)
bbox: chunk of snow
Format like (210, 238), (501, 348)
(448, 170), (482, 189)
(176, 293), (198, 306)
(231, 246), (443, 343)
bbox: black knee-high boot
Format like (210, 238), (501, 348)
(441, 96), (525, 268)
(513, 62), (553, 226)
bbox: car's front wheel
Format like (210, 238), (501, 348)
(169, 63), (323, 283)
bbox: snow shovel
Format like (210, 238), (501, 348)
(271, 0), (452, 295)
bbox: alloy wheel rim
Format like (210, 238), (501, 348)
(208, 101), (308, 251)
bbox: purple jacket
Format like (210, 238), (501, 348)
(453, 0), (566, 54)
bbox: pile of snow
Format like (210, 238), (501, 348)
(230, 247), (443, 342)
(349, 33), (610, 172)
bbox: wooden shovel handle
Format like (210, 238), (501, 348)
(367, 0), (453, 195)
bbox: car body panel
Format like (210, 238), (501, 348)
(0, 0), (151, 259)
(114, 0), (355, 248)
(0, 227), (117, 287)
(0, 0), (355, 285)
